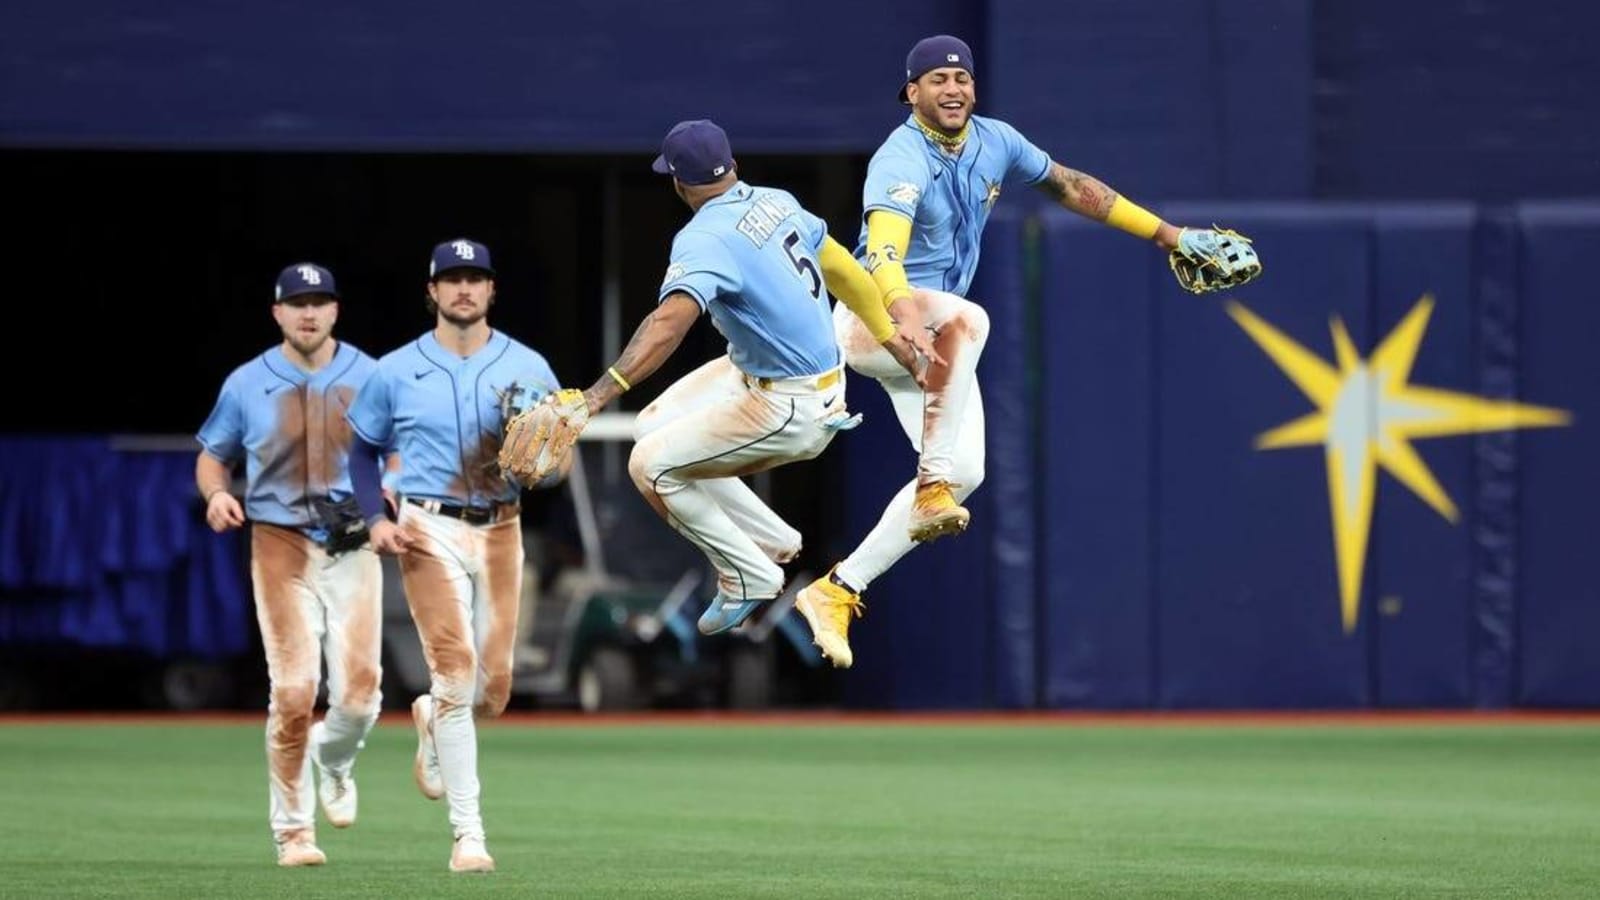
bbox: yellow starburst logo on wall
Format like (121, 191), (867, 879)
(1228, 295), (1572, 633)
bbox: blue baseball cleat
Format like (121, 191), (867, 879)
(696, 593), (769, 635)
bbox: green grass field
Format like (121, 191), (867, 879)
(1, 717), (1597, 899)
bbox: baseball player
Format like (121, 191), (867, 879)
(194, 263), (386, 867)
(344, 238), (561, 874)
(800, 35), (1262, 668)
(496, 119), (935, 637)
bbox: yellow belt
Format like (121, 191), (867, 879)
(746, 369), (841, 392)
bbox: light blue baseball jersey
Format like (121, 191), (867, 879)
(346, 330), (559, 508)
(856, 114), (1052, 298)
(659, 182), (841, 379)
(197, 342), (378, 533)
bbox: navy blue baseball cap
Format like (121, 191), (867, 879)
(651, 119), (735, 185)
(899, 35), (975, 103)
(429, 238), (494, 279)
(274, 262), (338, 302)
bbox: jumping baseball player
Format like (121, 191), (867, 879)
(801, 35), (1263, 668)
(344, 238), (561, 874)
(195, 263), (386, 867)
(495, 119), (936, 637)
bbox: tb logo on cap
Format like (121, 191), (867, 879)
(451, 240), (476, 261)
(297, 265), (323, 285)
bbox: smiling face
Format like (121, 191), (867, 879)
(272, 294), (338, 357)
(906, 66), (975, 134)
(427, 269), (494, 326)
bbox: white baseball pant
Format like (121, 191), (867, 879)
(830, 287), (991, 590)
(397, 502), (523, 842)
(250, 524), (383, 841)
(630, 355), (853, 600)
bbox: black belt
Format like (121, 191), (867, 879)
(405, 497), (519, 525)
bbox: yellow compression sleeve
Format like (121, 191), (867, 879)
(864, 210), (914, 308)
(818, 235), (896, 342)
(1105, 195), (1162, 239)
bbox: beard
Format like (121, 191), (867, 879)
(439, 304), (489, 328)
(286, 331), (331, 357)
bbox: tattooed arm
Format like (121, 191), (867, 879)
(581, 293), (702, 415)
(1036, 162), (1182, 250)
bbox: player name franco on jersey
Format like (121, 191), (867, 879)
(734, 193), (801, 249)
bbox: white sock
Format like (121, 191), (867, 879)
(433, 698), (483, 838)
(836, 479), (918, 591)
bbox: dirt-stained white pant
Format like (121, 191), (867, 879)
(250, 525), (383, 839)
(397, 503), (522, 841)
(831, 288), (991, 591)
(630, 355), (851, 600)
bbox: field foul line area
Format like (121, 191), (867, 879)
(1, 710), (1595, 727)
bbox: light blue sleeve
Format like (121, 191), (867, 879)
(862, 139), (929, 220)
(794, 200), (829, 254)
(659, 230), (741, 311)
(994, 119), (1053, 185)
(345, 365), (396, 446)
(347, 358), (399, 453)
(195, 376), (244, 462)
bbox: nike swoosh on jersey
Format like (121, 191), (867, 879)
(414, 369), (433, 380)
(823, 396), (837, 408)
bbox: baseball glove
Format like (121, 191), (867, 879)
(498, 388), (589, 487)
(1169, 226), (1262, 295)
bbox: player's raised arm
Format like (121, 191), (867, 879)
(1035, 162), (1182, 250)
(1034, 161), (1264, 294)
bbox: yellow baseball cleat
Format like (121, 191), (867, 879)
(795, 570), (865, 668)
(907, 481), (970, 542)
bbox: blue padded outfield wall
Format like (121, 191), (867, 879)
(842, 203), (1599, 709)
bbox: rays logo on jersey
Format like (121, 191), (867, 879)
(983, 178), (1002, 210)
(494, 380), (534, 422)
(887, 182), (921, 205)
(661, 263), (686, 289)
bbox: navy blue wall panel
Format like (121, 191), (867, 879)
(987, 0), (1312, 200)
(1154, 206), (1374, 708)
(1515, 204), (1600, 706)
(1315, 0), (1600, 198)
(973, 212), (1038, 708)
(1212, 0), (1313, 198)
(1369, 208), (1478, 706)
(1, 0), (975, 150)
(1038, 212), (1156, 708)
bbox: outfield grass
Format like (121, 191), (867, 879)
(1, 717), (1596, 898)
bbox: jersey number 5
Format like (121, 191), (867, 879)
(782, 231), (823, 301)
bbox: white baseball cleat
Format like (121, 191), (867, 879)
(450, 834), (496, 873)
(411, 695), (444, 801)
(274, 829), (327, 867)
(309, 722), (357, 828)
